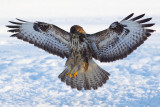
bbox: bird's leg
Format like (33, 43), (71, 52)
(65, 70), (72, 78)
(73, 70), (78, 78)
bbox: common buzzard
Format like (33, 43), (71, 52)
(6, 13), (155, 90)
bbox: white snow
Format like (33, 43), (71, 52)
(0, 0), (160, 106)
(0, 21), (160, 107)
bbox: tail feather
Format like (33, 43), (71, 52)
(92, 68), (103, 87)
(77, 73), (85, 90)
(66, 76), (72, 86)
(99, 68), (109, 83)
(58, 69), (68, 82)
(71, 77), (77, 88)
(94, 66), (107, 87)
(84, 73), (91, 90)
(87, 71), (97, 90)
(92, 74), (98, 89)
(58, 60), (110, 90)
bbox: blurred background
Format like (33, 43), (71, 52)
(0, 0), (160, 106)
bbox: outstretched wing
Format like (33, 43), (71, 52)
(6, 19), (70, 58)
(87, 13), (155, 62)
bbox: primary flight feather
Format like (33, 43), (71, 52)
(6, 13), (155, 90)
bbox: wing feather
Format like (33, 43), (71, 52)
(142, 23), (155, 27)
(131, 14), (145, 21)
(6, 19), (70, 58)
(87, 14), (155, 62)
(16, 18), (27, 22)
(122, 13), (134, 21)
(137, 18), (152, 23)
(9, 21), (22, 25)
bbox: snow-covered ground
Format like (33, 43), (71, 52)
(0, 16), (160, 107)
(0, 0), (160, 106)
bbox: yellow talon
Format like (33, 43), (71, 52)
(69, 74), (72, 78)
(73, 70), (78, 78)
(65, 70), (72, 78)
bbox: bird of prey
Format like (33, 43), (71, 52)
(6, 13), (155, 90)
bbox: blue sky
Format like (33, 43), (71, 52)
(0, 0), (160, 106)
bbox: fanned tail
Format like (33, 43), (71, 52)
(58, 60), (110, 90)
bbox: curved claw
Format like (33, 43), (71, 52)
(65, 70), (72, 78)
(73, 70), (78, 78)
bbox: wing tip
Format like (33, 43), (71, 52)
(6, 25), (20, 28)
(131, 13), (145, 21)
(142, 23), (155, 27)
(8, 18), (27, 25)
(8, 21), (23, 25)
(7, 29), (20, 33)
(122, 13), (134, 21)
(16, 18), (27, 22)
(137, 17), (152, 23)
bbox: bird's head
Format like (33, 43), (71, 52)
(70, 25), (86, 37)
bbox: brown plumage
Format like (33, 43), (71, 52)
(6, 13), (155, 90)
(72, 25), (86, 34)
